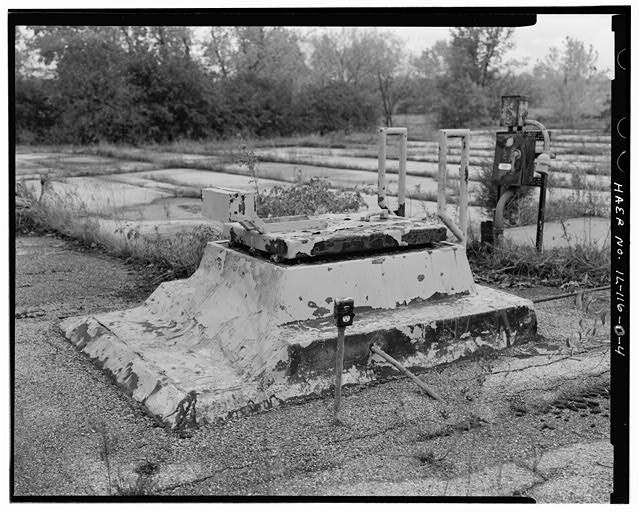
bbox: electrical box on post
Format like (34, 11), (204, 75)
(492, 131), (550, 187)
(493, 132), (535, 186)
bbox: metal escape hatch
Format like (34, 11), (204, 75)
(202, 126), (472, 262)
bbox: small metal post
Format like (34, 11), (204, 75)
(536, 173), (548, 253)
(333, 298), (355, 422)
(333, 325), (345, 421)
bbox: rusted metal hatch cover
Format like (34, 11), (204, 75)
(226, 213), (448, 261)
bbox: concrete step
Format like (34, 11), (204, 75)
(61, 285), (535, 428)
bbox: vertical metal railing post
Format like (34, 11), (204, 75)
(437, 130), (449, 226)
(458, 132), (470, 243)
(437, 129), (470, 245)
(377, 128), (388, 211)
(378, 127), (408, 216)
(397, 130), (407, 216)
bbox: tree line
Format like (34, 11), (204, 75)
(14, 26), (611, 145)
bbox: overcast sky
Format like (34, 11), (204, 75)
(267, 14), (613, 78)
(371, 14), (615, 77)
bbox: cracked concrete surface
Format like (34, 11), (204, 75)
(13, 236), (612, 500)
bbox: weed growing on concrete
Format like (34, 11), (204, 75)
(235, 143), (367, 217)
(415, 448), (437, 465)
(257, 178), (367, 217)
(91, 421), (159, 496)
(563, 289), (610, 352)
(112, 463), (159, 496)
(237, 144), (261, 198)
(525, 437), (544, 475)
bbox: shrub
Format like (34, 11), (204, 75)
(218, 73), (297, 138)
(257, 178), (367, 218)
(15, 77), (61, 144)
(294, 81), (379, 134)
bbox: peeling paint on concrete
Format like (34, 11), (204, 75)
(60, 241), (536, 427)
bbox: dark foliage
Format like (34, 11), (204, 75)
(295, 81), (379, 134)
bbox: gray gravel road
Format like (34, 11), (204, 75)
(13, 235), (612, 500)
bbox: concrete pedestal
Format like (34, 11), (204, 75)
(61, 241), (536, 427)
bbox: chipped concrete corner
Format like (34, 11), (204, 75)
(61, 240), (537, 429)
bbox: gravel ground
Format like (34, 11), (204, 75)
(13, 235), (612, 500)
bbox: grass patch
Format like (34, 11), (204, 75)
(116, 225), (220, 281)
(467, 239), (610, 287)
(512, 195), (608, 226)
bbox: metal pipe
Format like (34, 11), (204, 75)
(533, 285), (609, 304)
(384, 127), (408, 135)
(370, 346), (443, 401)
(524, 119), (550, 153)
(525, 118), (551, 252)
(494, 188), (516, 244)
(536, 173), (548, 253)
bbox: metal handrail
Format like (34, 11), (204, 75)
(437, 129), (470, 245)
(378, 126), (408, 216)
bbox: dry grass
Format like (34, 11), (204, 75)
(15, 179), (220, 281)
(467, 238), (610, 288)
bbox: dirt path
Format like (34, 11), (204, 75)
(13, 236), (611, 500)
